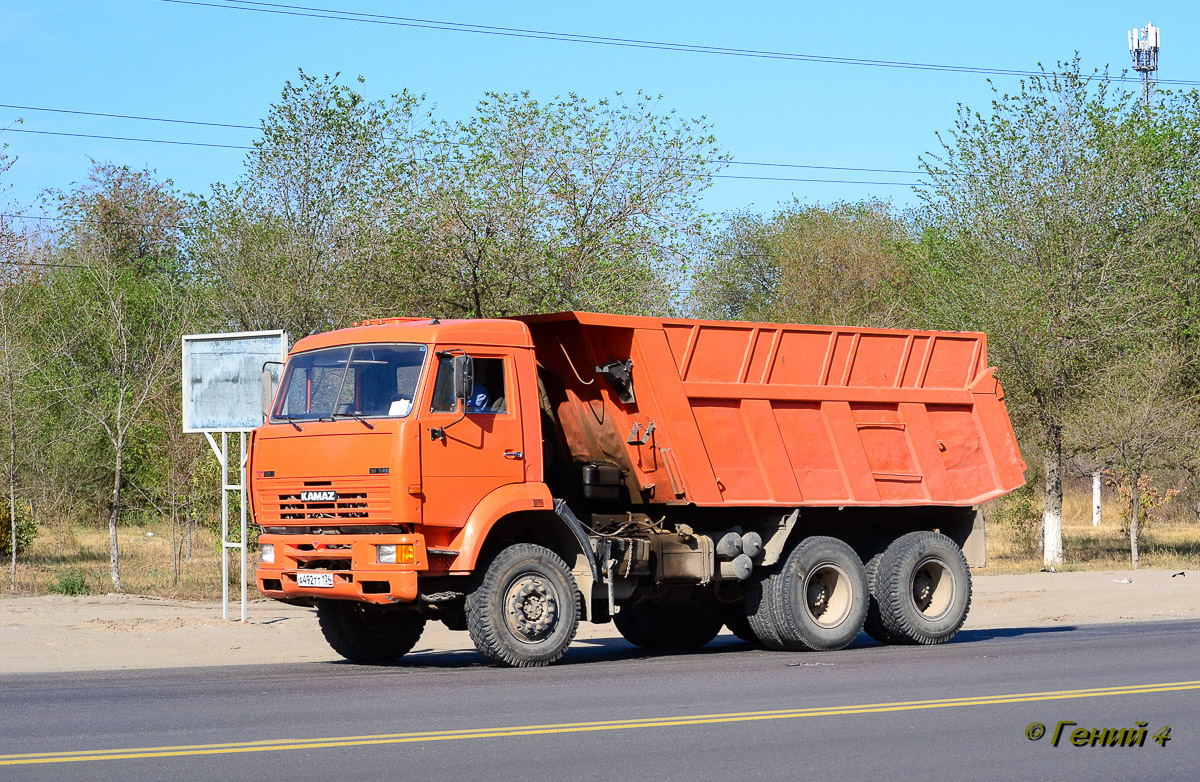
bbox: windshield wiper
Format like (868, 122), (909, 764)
(332, 412), (375, 430)
(281, 415), (303, 431)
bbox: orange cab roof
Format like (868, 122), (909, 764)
(290, 317), (534, 354)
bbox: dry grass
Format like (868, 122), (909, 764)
(984, 486), (1200, 574)
(6, 516), (256, 600)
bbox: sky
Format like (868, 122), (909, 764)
(2, 1), (1199, 220)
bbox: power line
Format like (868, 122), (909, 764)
(156, 0), (1200, 86)
(8, 127), (252, 150)
(0, 259), (89, 269)
(1, 212), (185, 231)
(1, 102), (925, 175)
(728, 161), (921, 175)
(714, 174), (920, 186)
(4, 125), (922, 186)
(0, 103), (256, 131)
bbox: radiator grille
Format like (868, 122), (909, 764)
(256, 477), (392, 525)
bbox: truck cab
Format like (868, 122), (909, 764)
(253, 317), (553, 604)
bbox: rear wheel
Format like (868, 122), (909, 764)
(768, 536), (868, 651)
(862, 553), (896, 644)
(465, 543), (580, 667)
(316, 600), (426, 664)
(875, 531), (971, 645)
(614, 602), (724, 650)
(745, 576), (787, 650)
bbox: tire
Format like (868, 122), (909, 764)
(613, 602), (724, 650)
(465, 543), (580, 667)
(612, 605), (650, 647)
(316, 600), (426, 664)
(767, 536), (868, 652)
(722, 605), (761, 646)
(862, 553), (897, 644)
(745, 575), (788, 650)
(876, 531), (972, 645)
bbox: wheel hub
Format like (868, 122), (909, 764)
(505, 576), (558, 642)
(802, 564), (852, 629)
(910, 558), (954, 619)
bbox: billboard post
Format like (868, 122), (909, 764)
(182, 330), (288, 621)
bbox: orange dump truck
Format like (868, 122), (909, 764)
(251, 312), (1025, 666)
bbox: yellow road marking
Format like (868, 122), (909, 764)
(2, 679), (1197, 766)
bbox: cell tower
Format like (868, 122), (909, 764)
(1128, 23), (1160, 107)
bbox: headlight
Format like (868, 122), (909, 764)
(260, 543), (274, 564)
(377, 544), (397, 564)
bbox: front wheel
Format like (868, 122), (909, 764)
(465, 543), (580, 667)
(316, 600), (426, 664)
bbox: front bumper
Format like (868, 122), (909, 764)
(256, 533), (428, 604)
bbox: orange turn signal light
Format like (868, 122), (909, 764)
(397, 544), (415, 564)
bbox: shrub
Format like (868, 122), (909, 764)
(989, 485), (1040, 555)
(1108, 472), (1181, 537)
(48, 567), (92, 596)
(0, 501), (36, 556)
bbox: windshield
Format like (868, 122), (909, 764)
(271, 343), (428, 422)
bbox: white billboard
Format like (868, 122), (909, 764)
(182, 330), (288, 433)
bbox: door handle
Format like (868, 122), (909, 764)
(503, 450), (524, 459)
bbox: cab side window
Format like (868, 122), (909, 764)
(430, 355), (507, 414)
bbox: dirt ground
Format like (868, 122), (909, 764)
(1, 568), (1195, 674)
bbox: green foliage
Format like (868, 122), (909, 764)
(987, 485), (1041, 556)
(390, 89), (722, 318)
(693, 200), (915, 326)
(48, 567), (92, 596)
(193, 70), (423, 336)
(0, 501), (36, 556)
(910, 58), (1200, 565)
(915, 60), (1165, 441)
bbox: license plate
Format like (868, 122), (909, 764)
(297, 572), (335, 588)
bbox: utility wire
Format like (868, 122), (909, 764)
(0, 259), (90, 269)
(715, 174), (920, 186)
(4, 126), (923, 185)
(156, 0), (1200, 86)
(1, 212), (187, 232)
(8, 127), (252, 150)
(0, 103), (256, 131)
(1, 102), (925, 175)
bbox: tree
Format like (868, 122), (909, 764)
(0, 137), (23, 588)
(387, 90), (722, 318)
(27, 163), (191, 591)
(689, 210), (779, 321)
(693, 200), (916, 327)
(193, 70), (422, 336)
(915, 60), (1173, 568)
(1066, 349), (1199, 568)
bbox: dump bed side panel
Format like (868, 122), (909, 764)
(523, 313), (1026, 508)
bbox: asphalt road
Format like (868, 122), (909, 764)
(2, 619), (1197, 781)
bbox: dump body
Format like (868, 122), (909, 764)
(523, 312), (1025, 508)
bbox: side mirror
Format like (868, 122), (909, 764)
(452, 354), (474, 409)
(261, 360), (284, 420)
(261, 368), (276, 419)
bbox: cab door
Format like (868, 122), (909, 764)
(419, 349), (526, 527)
